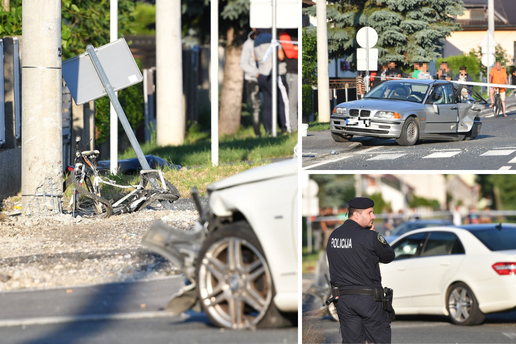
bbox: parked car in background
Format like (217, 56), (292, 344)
(330, 80), (485, 146)
(380, 224), (516, 325)
(385, 219), (453, 243)
(143, 158), (298, 329)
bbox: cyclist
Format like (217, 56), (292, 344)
(489, 61), (508, 117)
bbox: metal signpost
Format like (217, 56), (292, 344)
(63, 39), (159, 187)
(356, 27), (378, 93)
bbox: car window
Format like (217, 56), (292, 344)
(420, 231), (463, 257)
(428, 84), (456, 105)
(469, 226), (516, 251)
(392, 232), (428, 260)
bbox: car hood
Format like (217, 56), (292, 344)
(337, 99), (422, 113)
(207, 158), (298, 192)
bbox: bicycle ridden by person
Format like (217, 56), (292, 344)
(489, 61), (508, 117)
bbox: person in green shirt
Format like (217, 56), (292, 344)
(412, 62), (421, 79)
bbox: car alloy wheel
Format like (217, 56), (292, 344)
(197, 228), (273, 329)
(446, 282), (485, 325)
(397, 117), (419, 146)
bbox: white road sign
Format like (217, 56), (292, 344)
(356, 27), (378, 49)
(357, 48), (378, 71)
(482, 53), (496, 67)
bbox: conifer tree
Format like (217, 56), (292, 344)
(304, 0), (465, 68)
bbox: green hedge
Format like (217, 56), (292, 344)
(436, 55), (481, 82)
(302, 84), (313, 120)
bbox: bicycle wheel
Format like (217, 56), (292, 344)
(71, 175), (113, 218)
(494, 95), (502, 117)
(141, 173), (180, 199)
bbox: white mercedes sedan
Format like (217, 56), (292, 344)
(380, 224), (516, 325)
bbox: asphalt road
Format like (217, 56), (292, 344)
(302, 105), (516, 171)
(0, 277), (298, 344)
(306, 311), (516, 344)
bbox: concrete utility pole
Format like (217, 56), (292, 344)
(316, 0), (330, 122)
(156, 0), (185, 146)
(21, 0), (62, 215)
(488, 0), (494, 78)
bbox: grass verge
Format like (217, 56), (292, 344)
(308, 122), (330, 132)
(302, 247), (321, 274)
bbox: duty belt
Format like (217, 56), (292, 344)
(338, 288), (375, 296)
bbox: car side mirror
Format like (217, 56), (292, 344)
(433, 104), (439, 114)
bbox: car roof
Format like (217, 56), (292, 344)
(454, 223), (516, 232)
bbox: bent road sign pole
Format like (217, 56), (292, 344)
(85, 45), (153, 173)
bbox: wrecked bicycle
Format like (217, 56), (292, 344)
(65, 136), (180, 218)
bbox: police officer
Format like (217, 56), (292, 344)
(327, 197), (395, 344)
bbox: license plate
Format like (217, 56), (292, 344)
(346, 118), (358, 125)
(364, 119), (371, 127)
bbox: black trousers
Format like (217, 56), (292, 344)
(258, 74), (287, 134)
(336, 295), (391, 344)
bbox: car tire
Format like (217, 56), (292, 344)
(196, 221), (294, 329)
(396, 117), (419, 146)
(331, 132), (353, 142)
(446, 282), (485, 326)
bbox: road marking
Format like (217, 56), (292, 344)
(508, 157), (516, 163)
(423, 151), (461, 159)
(480, 150), (516, 156)
(0, 311), (178, 328)
(499, 166), (512, 170)
(503, 332), (516, 340)
(355, 146), (383, 154)
(428, 149), (463, 151)
(367, 154), (405, 161)
(303, 155), (352, 170)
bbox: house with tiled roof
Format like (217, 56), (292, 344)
(444, 0), (516, 63)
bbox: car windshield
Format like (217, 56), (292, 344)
(469, 226), (516, 251)
(365, 82), (429, 103)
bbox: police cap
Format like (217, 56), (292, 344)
(348, 197), (374, 209)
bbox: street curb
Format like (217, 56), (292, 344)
(0, 310), (178, 328)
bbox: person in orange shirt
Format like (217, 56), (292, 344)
(489, 61), (508, 117)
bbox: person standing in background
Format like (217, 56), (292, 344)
(240, 29), (262, 137)
(489, 61), (508, 117)
(280, 29), (298, 132)
(412, 62), (421, 79)
(254, 29), (288, 134)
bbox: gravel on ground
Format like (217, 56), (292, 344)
(0, 198), (202, 292)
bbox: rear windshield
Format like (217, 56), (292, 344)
(469, 227), (516, 251)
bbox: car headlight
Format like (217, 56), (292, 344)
(374, 111), (401, 119)
(332, 107), (347, 116)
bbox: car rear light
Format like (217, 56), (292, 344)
(492, 262), (516, 275)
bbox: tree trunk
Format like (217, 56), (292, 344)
(219, 26), (245, 136)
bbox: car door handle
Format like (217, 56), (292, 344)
(450, 106), (457, 110)
(441, 261), (451, 266)
(398, 266), (407, 271)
